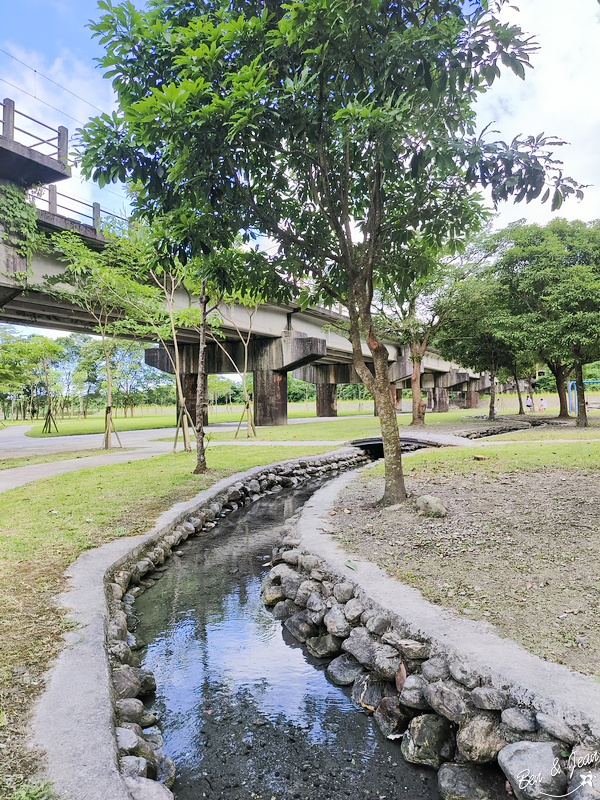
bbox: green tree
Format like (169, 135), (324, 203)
(436, 277), (517, 421)
(495, 219), (600, 425)
(81, 0), (582, 503)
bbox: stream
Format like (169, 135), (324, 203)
(134, 480), (441, 800)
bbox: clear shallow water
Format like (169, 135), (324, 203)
(135, 483), (441, 800)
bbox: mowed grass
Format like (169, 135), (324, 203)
(365, 438), (600, 479)
(0, 443), (332, 796)
(23, 402), (375, 438)
(0, 450), (133, 471)
(486, 423), (600, 442)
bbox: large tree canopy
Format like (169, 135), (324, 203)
(81, 0), (582, 503)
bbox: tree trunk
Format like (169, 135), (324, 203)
(194, 292), (209, 474)
(347, 305), (406, 506)
(488, 369), (496, 421)
(103, 346), (112, 449)
(547, 360), (572, 418)
(513, 368), (524, 415)
(575, 360), (588, 427)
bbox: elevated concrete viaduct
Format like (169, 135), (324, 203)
(0, 97), (489, 426)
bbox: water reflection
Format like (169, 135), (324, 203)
(135, 483), (441, 799)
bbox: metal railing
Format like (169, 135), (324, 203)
(1, 98), (69, 164)
(31, 184), (129, 233)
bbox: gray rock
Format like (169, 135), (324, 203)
(299, 554), (321, 572)
(321, 581), (334, 599)
(109, 641), (133, 665)
(498, 741), (567, 800)
(117, 726), (139, 755)
(567, 746), (600, 800)
(295, 579), (321, 607)
(281, 549), (301, 565)
(422, 657), (450, 682)
(416, 495), (447, 517)
(124, 776), (174, 800)
(268, 563), (294, 580)
(502, 707), (538, 733)
(142, 727), (163, 749)
(448, 659), (480, 689)
(262, 582), (286, 606)
(113, 666), (142, 700)
(365, 613), (391, 636)
(157, 753), (177, 789)
(306, 633), (343, 658)
(401, 714), (455, 768)
(324, 605), (352, 638)
(341, 627), (400, 680)
(132, 668), (156, 696)
(284, 610), (319, 643)
(373, 696), (411, 739)
(116, 698), (157, 728)
(343, 597), (364, 622)
(307, 609), (325, 626)
(438, 763), (507, 800)
(272, 599), (302, 620)
(400, 675), (430, 710)
(333, 582), (354, 602)
(306, 592), (326, 613)
(120, 756), (148, 779)
(381, 633), (430, 660)
(351, 674), (398, 714)
(108, 582), (124, 601)
(423, 681), (475, 724)
(457, 714), (507, 763)
(281, 572), (302, 600)
(471, 687), (510, 711)
(536, 712), (577, 744)
(325, 653), (366, 686)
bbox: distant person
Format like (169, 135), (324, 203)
(539, 398), (547, 412)
(525, 395), (533, 413)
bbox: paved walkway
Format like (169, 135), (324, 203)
(0, 424), (361, 493)
(0, 421), (478, 494)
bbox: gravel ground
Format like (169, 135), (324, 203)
(329, 468), (600, 676)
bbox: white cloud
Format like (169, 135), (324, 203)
(475, 0), (600, 229)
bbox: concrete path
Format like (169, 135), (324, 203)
(0, 421), (477, 494)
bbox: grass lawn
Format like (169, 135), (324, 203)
(22, 402), (375, 438)
(0, 450), (135, 471)
(0, 443), (333, 798)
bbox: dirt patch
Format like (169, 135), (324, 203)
(329, 468), (600, 676)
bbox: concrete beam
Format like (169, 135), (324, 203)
(293, 362), (364, 385)
(277, 330), (327, 373)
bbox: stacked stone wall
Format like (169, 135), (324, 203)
(262, 532), (600, 800)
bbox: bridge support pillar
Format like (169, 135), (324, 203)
(181, 373), (208, 426)
(433, 387), (449, 413)
(465, 391), (479, 409)
(254, 370), (287, 427)
(395, 387), (403, 411)
(316, 383), (337, 417)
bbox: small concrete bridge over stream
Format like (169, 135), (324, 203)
(0, 97), (490, 426)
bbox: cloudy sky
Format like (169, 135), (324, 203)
(1, 0), (599, 229)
